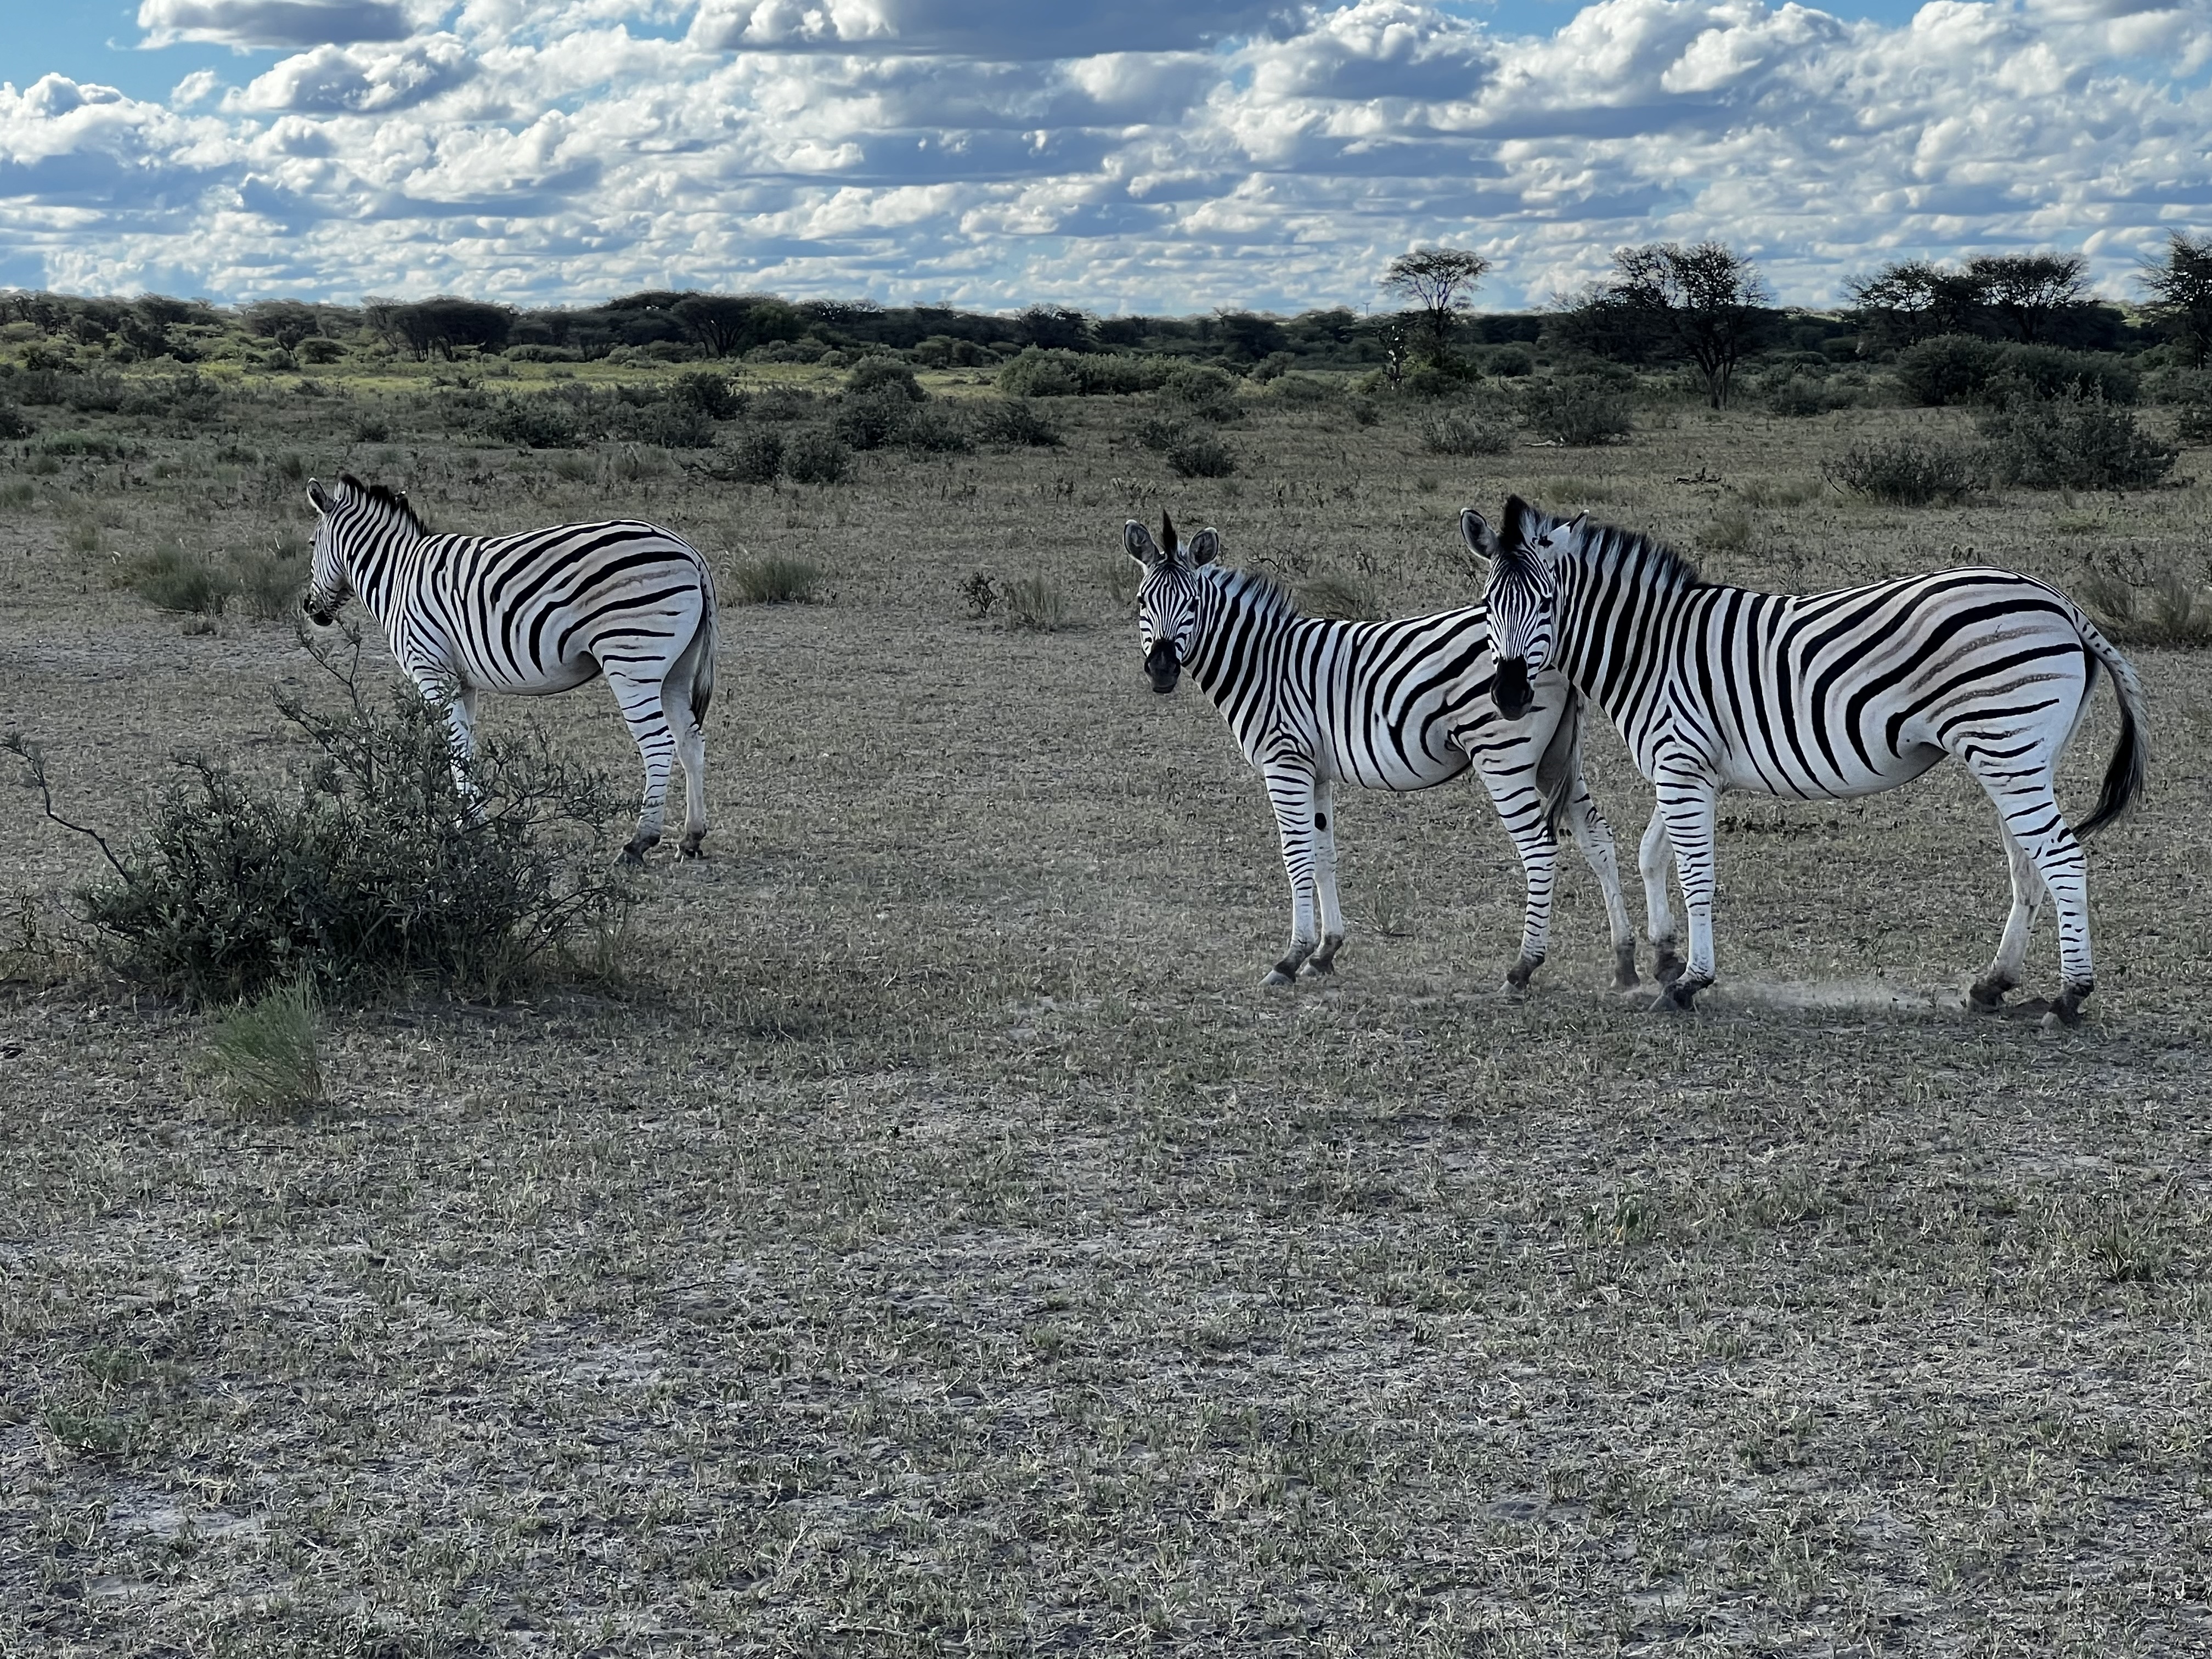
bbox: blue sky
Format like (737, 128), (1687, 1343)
(1, 0), (2208, 312)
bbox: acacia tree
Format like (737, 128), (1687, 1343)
(2140, 232), (2212, 365)
(1571, 242), (1770, 408)
(1843, 260), (1984, 349)
(1966, 253), (2090, 343)
(1380, 247), (1492, 365)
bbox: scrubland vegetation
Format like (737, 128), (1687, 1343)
(2, 277), (2211, 1655)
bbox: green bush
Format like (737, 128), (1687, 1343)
(996, 347), (1174, 398)
(1977, 392), (2178, 490)
(897, 403), (973, 454)
(612, 399), (716, 449)
(1418, 405), (1513, 456)
(1895, 335), (2136, 408)
(783, 428), (849, 484)
(1893, 335), (2004, 406)
(1155, 366), (1244, 424)
(726, 425), (784, 483)
(846, 357), (924, 401)
(0, 400), (31, 439)
(997, 348), (1082, 398)
(119, 544), (236, 615)
(671, 370), (745, 420)
(749, 385), (816, 422)
(8, 644), (635, 1004)
(834, 385), (918, 450)
(1520, 376), (1633, 447)
(972, 399), (1063, 447)
(731, 554), (823, 603)
(479, 395), (584, 449)
(1165, 431), (1237, 478)
(1821, 435), (1986, 505)
(296, 337), (345, 365)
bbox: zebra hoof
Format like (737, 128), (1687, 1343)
(1968, 977), (2012, 1011)
(1504, 955), (1542, 992)
(2041, 984), (2092, 1030)
(1650, 981), (1699, 1013)
(1262, 967), (1297, 988)
(1654, 949), (1686, 986)
(679, 835), (706, 860)
(1301, 956), (1336, 978)
(619, 844), (651, 868)
(1612, 945), (1640, 994)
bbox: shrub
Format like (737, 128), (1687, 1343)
(846, 357), (924, 401)
(0, 402), (31, 439)
(2073, 556), (2212, 647)
(725, 425), (784, 483)
(1001, 574), (1068, 631)
(750, 385), (816, 422)
(671, 370), (745, 420)
(972, 399), (1063, 447)
(783, 428), (849, 484)
(479, 395), (584, 449)
(1520, 376), (1633, 447)
(997, 347), (1175, 398)
(205, 979), (324, 1111)
(296, 338), (345, 365)
(731, 554), (823, 603)
(997, 348), (1082, 398)
(834, 385), (917, 450)
(959, 572), (997, 618)
(1165, 431), (1237, 478)
(1895, 335), (2137, 408)
(613, 399), (716, 449)
(898, 403), (973, 453)
(1267, 374), (1338, 405)
(1764, 373), (1850, 417)
(1821, 435), (1987, 505)
(1977, 392), (2179, 490)
(7, 642), (635, 1004)
(1418, 405), (1513, 456)
(119, 544), (236, 615)
(1156, 366), (1244, 424)
(1893, 335), (2005, 406)
(229, 542), (308, 621)
(2176, 404), (2212, 445)
(1485, 345), (1534, 378)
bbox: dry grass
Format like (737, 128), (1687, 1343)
(1, 367), (2210, 1656)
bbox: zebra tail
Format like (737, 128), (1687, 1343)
(2073, 617), (2147, 841)
(682, 561), (718, 726)
(1534, 690), (1584, 842)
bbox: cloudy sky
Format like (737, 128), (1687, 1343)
(0, 0), (2208, 313)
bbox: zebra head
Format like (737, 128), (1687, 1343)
(303, 476), (355, 626)
(1125, 510), (1220, 694)
(1463, 497), (1576, 721)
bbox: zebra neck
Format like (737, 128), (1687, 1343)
(1188, 568), (1296, 699)
(347, 524), (421, 618)
(1556, 559), (1692, 720)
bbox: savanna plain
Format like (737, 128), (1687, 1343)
(3, 358), (2210, 1657)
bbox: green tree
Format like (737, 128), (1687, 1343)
(2140, 232), (2212, 365)
(1966, 253), (2090, 343)
(1568, 242), (1771, 408)
(1380, 247), (1491, 365)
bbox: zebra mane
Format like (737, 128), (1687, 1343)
(1209, 561), (1299, 619)
(1537, 504), (1701, 591)
(338, 473), (427, 537)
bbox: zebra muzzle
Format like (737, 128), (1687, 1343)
(1493, 658), (1533, 720)
(1145, 640), (1181, 693)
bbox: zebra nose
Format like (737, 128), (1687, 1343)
(1145, 640), (1181, 692)
(1494, 657), (1533, 719)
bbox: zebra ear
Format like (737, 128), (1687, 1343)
(307, 477), (334, 515)
(1188, 528), (1220, 566)
(1125, 519), (1163, 567)
(1459, 507), (1497, 573)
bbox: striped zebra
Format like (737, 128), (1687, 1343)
(1127, 514), (1638, 990)
(303, 475), (719, 863)
(1467, 496), (2147, 1025)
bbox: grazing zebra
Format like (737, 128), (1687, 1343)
(303, 475), (718, 862)
(1467, 497), (2147, 1025)
(1126, 513), (1638, 990)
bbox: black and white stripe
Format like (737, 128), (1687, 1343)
(1468, 496), (2147, 1024)
(1127, 514), (1637, 990)
(304, 473), (719, 862)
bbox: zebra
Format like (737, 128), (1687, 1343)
(1126, 512), (1639, 991)
(1466, 496), (2147, 1025)
(303, 474), (719, 864)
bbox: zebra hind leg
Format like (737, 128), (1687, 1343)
(1970, 827), (2044, 1012)
(608, 670), (679, 865)
(667, 691), (709, 859)
(1637, 809), (1684, 984)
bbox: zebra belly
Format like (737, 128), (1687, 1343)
(1716, 743), (1945, 799)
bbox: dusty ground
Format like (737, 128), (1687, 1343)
(2, 369), (2209, 1656)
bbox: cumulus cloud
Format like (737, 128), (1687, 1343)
(2, 0), (2209, 310)
(136, 0), (435, 49)
(229, 35), (477, 112)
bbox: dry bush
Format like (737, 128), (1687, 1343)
(2074, 557), (2212, 647)
(1001, 574), (1069, 631)
(731, 554), (823, 604)
(1821, 436), (1986, 505)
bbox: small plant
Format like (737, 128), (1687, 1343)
(478, 395), (584, 449)
(1519, 376), (1633, 447)
(2073, 554), (2212, 647)
(783, 428), (849, 484)
(1001, 574), (1069, 632)
(228, 542), (308, 622)
(118, 543), (235, 615)
(834, 385), (919, 450)
(959, 572), (997, 619)
(205, 979), (324, 1112)
(731, 554), (822, 604)
(1701, 509), (1754, 556)
(1821, 436), (1986, 505)
(1165, 431), (1237, 478)
(973, 399), (1063, 448)
(1418, 405), (1513, 456)
(896, 403), (973, 454)
(726, 426), (784, 484)
(1977, 390), (2179, 491)
(670, 370), (745, 421)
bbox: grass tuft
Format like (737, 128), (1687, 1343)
(206, 979), (324, 1113)
(1001, 574), (1069, 631)
(731, 554), (823, 604)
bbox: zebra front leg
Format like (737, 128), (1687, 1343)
(1564, 780), (1639, 992)
(1970, 825), (2045, 1012)
(607, 670), (679, 865)
(1262, 764), (1323, 986)
(1303, 780), (1346, 976)
(1639, 807), (1684, 986)
(1652, 778), (1719, 1011)
(1474, 757), (1558, 995)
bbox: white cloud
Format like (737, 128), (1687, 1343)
(136, 0), (439, 49)
(0, 0), (2206, 311)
